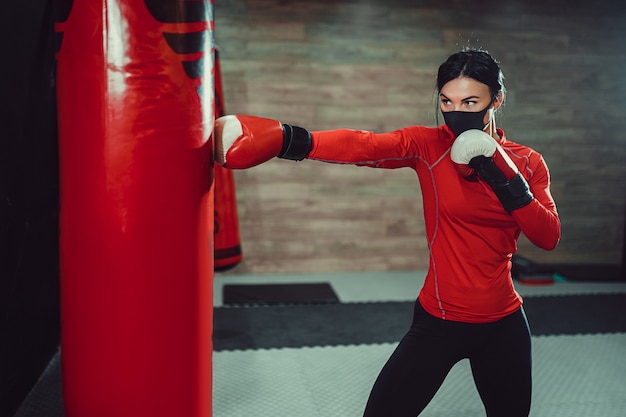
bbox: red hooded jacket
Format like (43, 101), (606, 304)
(308, 125), (560, 323)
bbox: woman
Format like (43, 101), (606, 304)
(215, 48), (561, 416)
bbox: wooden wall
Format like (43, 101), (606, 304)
(213, 0), (626, 275)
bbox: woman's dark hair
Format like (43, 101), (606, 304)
(436, 48), (506, 103)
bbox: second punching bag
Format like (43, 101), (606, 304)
(55, 1), (214, 417)
(213, 48), (243, 270)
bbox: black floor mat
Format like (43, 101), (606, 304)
(222, 282), (340, 305)
(213, 294), (626, 351)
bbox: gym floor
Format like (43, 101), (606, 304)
(15, 271), (626, 417)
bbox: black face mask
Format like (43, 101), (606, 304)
(442, 105), (491, 137)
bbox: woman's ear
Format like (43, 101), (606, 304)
(493, 92), (504, 109)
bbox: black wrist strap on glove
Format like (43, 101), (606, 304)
(469, 156), (534, 212)
(279, 124), (312, 161)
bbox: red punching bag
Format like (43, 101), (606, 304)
(55, 1), (214, 417)
(213, 48), (243, 271)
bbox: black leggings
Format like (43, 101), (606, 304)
(363, 300), (532, 417)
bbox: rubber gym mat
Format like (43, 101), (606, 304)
(222, 282), (340, 305)
(213, 294), (626, 351)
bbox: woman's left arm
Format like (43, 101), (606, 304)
(511, 156), (561, 250)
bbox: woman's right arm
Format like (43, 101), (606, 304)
(309, 128), (417, 169)
(214, 114), (418, 170)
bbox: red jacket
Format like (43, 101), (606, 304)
(309, 125), (560, 323)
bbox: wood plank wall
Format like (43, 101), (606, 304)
(214, 0), (626, 275)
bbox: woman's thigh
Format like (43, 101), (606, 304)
(363, 302), (467, 417)
(469, 308), (532, 417)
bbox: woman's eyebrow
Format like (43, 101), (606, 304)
(439, 93), (481, 101)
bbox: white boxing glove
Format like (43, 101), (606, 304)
(450, 129), (497, 177)
(451, 129), (533, 212)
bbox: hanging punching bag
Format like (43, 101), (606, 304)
(213, 48), (243, 271)
(55, 1), (214, 417)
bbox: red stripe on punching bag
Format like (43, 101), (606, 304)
(55, 1), (214, 417)
(213, 48), (243, 271)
